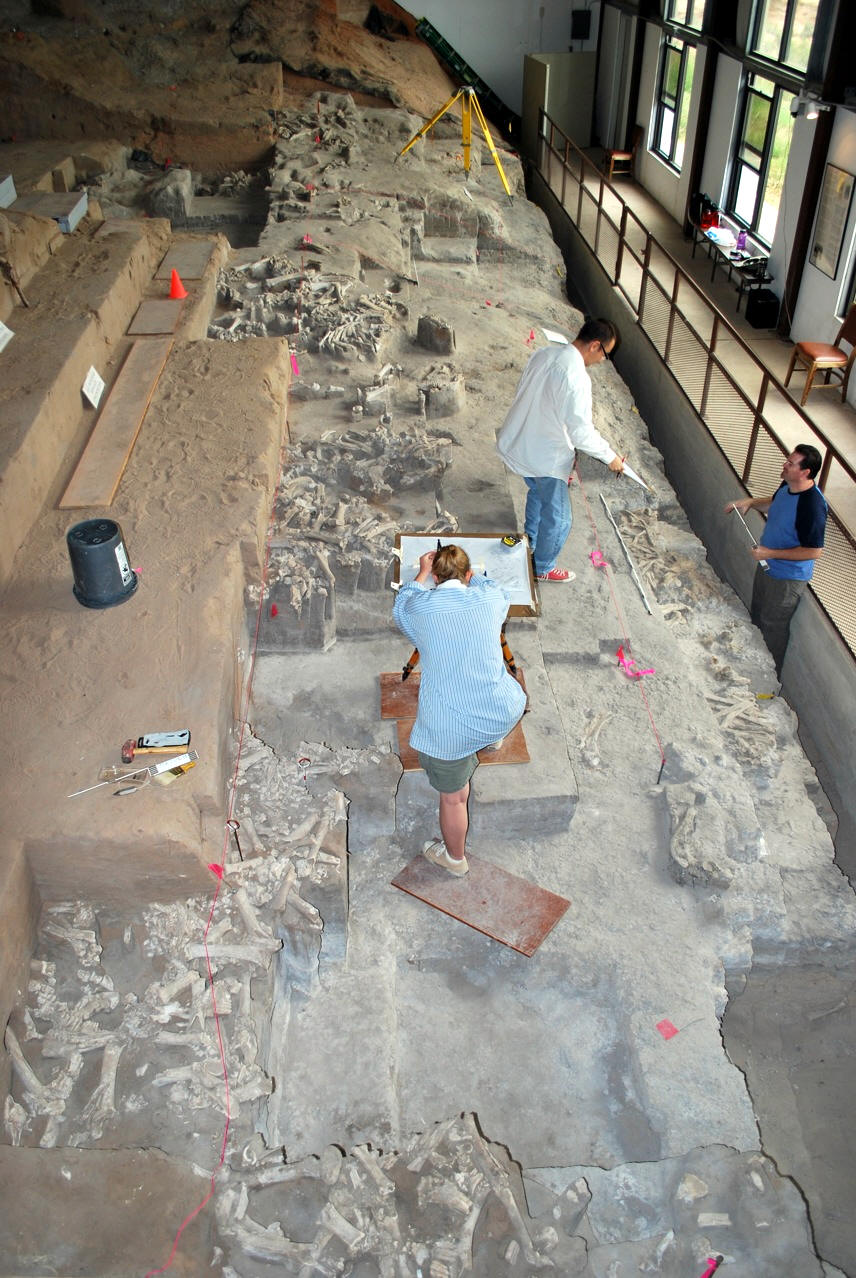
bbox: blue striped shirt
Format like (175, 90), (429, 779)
(393, 577), (527, 760)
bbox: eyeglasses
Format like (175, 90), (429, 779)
(595, 342), (614, 360)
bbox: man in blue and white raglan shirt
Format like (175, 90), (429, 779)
(393, 544), (526, 877)
(725, 444), (827, 677)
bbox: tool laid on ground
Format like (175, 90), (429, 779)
(600, 495), (654, 614)
(68, 750), (199, 798)
(728, 504), (769, 570)
(122, 730), (191, 763)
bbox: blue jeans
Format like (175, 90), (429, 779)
(524, 476), (571, 575)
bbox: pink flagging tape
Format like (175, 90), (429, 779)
(656, 1019), (679, 1040)
(617, 645), (654, 680)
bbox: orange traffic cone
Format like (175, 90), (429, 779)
(169, 269), (188, 300)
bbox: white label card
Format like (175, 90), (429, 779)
(82, 365), (105, 408)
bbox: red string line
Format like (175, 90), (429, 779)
(145, 435), (288, 1276)
(574, 463), (667, 776)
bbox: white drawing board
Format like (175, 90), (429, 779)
(396, 532), (538, 616)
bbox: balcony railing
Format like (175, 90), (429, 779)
(536, 109), (856, 660)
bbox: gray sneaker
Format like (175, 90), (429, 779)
(421, 839), (469, 876)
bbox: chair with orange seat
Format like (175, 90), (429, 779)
(784, 304), (856, 405)
(603, 125), (643, 181)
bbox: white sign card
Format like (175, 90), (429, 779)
(82, 365), (105, 408)
(541, 328), (568, 343)
(397, 533), (536, 612)
(0, 320), (13, 354)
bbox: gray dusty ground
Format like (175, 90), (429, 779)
(3, 92), (856, 1278)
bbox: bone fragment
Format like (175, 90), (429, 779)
(351, 1143), (395, 1197)
(237, 815), (262, 853)
(319, 1201), (365, 1251)
(157, 969), (201, 1004)
(285, 893), (323, 927)
(464, 1113), (553, 1268)
(233, 887), (275, 940)
(5, 1025), (48, 1100)
(270, 864), (297, 912)
(78, 1041), (123, 1137)
(186, 941), (282, 965)
(3, 1095), (28, 1145)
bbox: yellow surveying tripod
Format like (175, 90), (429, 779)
(398, 85), (513, 202)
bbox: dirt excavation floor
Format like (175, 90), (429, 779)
(1, 7), (856, 1278)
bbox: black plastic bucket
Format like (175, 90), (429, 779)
(66, 519), (138, 609)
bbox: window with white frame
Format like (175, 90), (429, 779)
(751, 0), (819, 73)
(727, 73), (794, 244)
(652, 34), (696, 170)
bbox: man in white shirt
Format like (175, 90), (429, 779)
(497, 318), (624, 582)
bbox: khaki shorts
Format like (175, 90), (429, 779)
(417, 751), (479, 794)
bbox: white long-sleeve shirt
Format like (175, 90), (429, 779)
(496, 343), (616, 480)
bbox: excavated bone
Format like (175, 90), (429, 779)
(228, 1215), (317, 1264)
(285, 893), (323, 928)
(77, 1041), (123, 1139)
(351, 1144), (395, 1197)
(186, 941), (282, 965)
(237, 815), (263, 853)
(233, 887), (275, 941)
(406, 1117), (457, 1173)
(463, 1114), (553, 1269)
(319, 1201), (365, 1251)
(5, 1025), (49, 1100)
(157, 969), (201, 1004)
(40, 1114), (62, 1148)
(3, 1094), (28, 1145)
(270, 864), (298, 912)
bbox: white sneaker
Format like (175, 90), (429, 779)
(482, 736), (506, 753)
(421, 839), (469, 876)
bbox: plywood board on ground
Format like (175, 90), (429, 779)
(127, 299), (183, 335)
(391, 853), (570, 955)
(395, 717), (529, 770)
(59, 337), (173, 509)
(155, 241), (215, 281)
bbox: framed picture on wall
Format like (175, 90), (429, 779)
(811, 164), (855, 279)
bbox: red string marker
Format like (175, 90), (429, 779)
(656, 1019), (679, 1040)
(290, 353), (300, 376)
(270, 603), (278, 617)
(590, 549), (608, 570)
(698, 1258), (723, 1277)
(207, 863), (223, 879)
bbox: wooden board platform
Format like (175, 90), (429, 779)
(395, 718), (529, 770)
(155, 242), (215, 281)
(59, 337), (173, 508)
(127, 299), (184, 335)
(392, 853), (570, 955)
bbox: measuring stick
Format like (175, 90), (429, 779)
(600, 495), (654, 614)
(729, 505), (769, 570)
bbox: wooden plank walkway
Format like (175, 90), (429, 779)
(59, 337), (172, 508)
